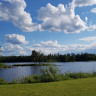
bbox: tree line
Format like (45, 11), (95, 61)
(0, 50), (96, 62)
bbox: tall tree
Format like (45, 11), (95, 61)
(31, 50), (44, 64)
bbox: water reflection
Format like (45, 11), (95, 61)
(0, 62), (96, 82)
(0, 66), (45, 82)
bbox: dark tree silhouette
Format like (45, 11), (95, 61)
(31, 50), (44, 64)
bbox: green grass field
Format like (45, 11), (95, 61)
(0, 77), (96, 96)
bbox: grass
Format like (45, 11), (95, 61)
(0, 77), (96, 96)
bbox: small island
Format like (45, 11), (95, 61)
(0, 63), (10, 69)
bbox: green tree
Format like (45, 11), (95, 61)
(31, 50), (44, 64)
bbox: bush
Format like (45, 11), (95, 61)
(10, 71), (96, 84)
(22, 75), (40, 83)
(64, 72), (92, 79)
(92, 72), (96, 77)
(40, 66), (61, 82)
(0, 78), (8, 84)
(11, 79), (18, 84)
(21, 66), (62, 83)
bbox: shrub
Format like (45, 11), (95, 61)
(0, 78), (8, 84)
(11, 79), (18, 84)
(22, 75), (40, 83)
(92, 72), (96, 77)
(40, 66), (61, 82)
(64, 72), (92, 79)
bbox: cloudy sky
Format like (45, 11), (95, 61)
(0, 0), (96, 56)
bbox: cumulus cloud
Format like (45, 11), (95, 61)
(87, 25), (96, 31)
(38, 3), (86, 33)
(0, 0), (96, 33)
(27, 47), (66, 55)
(0, 0), (37, 32)
(33, 44), (41, 47)
(27, 40), (67, 54)
(3, 39), (96, 56)
(72, 0), (96, 7)
(40, 40), (62, 48)
(91, 8), (96, 13)
(27, 40), (96, 54)
(3, 43), (27, 56)
(79, 36), (96, 41)
(5, 34), (28, 44)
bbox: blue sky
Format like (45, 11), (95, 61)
(0, 0), (96, 56)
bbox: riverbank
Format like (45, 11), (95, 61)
(0, 77), (96, 96)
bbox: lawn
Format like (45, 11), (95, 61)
(0, 77), (96, 96)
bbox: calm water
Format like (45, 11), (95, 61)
(0, 62), (96, 82)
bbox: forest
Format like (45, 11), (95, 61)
(0, 50), (96, 62)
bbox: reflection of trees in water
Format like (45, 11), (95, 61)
(30, 66), (45, 75)
(0, 70), (2, 78)
(0, 46), (2, 56)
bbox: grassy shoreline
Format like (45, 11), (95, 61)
(1, 69), (96, 84)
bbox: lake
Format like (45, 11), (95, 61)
(0, 62), (96, 82)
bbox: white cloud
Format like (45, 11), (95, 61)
(27, 40), (96, 54)
(0, 46), (3, 56)
(27, 47), (65, 55)
(3, 43), (27, 56)
(72, 0), (96, 7)
(0, 2), (2, 5)
(40, 40), (62, 48)
(3, 39), (96, 55)
(91, 8), (96, 13)
(79, 36), (96, 41)
(33, 44), (41, 47)
(5, 34), (28, 44)
(87, 25), (96, 31)
(28, 38), (96, 54)
(0, 0), (96, 33)
(85, 17), (88, 22)
(38, 3), (86, 33)
(27, 40), (67, 54)
(0, 0), (37, 32)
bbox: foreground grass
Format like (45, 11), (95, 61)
(0, 77), (96, 96)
